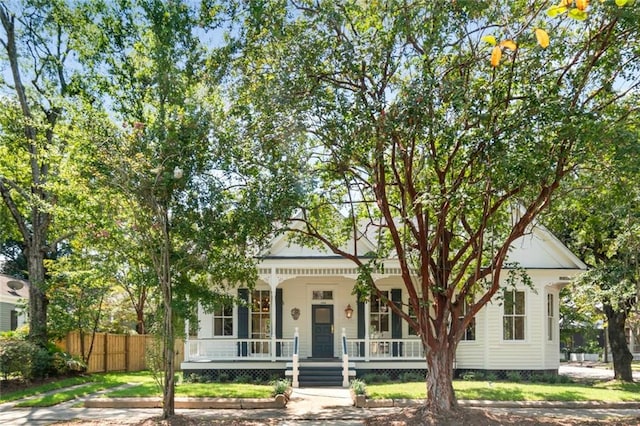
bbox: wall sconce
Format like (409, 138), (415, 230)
(291, 308), (300, 320)
(344, 304), (354, 319)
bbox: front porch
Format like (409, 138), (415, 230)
(182, 334), (425, 363)
(181, 329), (428, 386)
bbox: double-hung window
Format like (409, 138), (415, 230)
(460, 297), (476, 341)
(503, 290), (525, 340)
(213, 303), (233, 336)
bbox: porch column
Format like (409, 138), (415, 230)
(365, 301), (371, 361)
(269, 267), (278, 361)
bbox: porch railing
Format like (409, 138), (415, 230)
(344, 338), (424, 360)
(185, 338), (295, 361)
(184, 337), (424, 362)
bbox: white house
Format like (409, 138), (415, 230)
(181, 225), (587, 386)
(0, 274), (29, 332)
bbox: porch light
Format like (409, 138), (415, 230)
(344, 304), (354, 319)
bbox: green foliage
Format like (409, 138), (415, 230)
(506, 371), (522, 383)
(0, 338), (37, 380)
(270, 378), (291, 396)
(462, 371), (486, 381)
(233, 374), (253, 384)
(229, 6), (640, 408)
(399, 371), (424, 382)
(350, 378), (367, 396)
(361, 372), (390, 384)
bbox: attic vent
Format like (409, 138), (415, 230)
(7, 280), (24, 291)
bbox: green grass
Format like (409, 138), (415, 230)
(0, 371), (153, 405)
(106, 382), (272, 398)
(366, 380), (640, 402)
(14, 382), (114, 407)
(0, 375), (96, 403)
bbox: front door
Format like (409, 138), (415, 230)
(312, 305), (334, 358)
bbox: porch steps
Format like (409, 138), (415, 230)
(285, 361), (356, 387)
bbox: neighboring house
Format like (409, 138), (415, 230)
(0, 274), (29, 332)
(181, 225), (587, 386)
(626, 327), (640, 361)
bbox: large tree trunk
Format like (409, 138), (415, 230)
(604, 304), (633, 382)
(424, 342), (458, 413)
(26, 247), (48, 349)
(160, 209), (175, 418)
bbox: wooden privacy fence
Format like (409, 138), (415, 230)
(56, 332), (184, 373)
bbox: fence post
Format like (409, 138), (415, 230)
(125, 334), (130, 372)
(103, 333), (109, 372)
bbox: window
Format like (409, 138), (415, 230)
(370, 291), (390, 336)
(503, 290), (525, 340)
(312, 290), (333, 300)
(213, 303), (233, 336)
(251, 290), (271, 353)
(460, 297), (476, 341)
(10, 310), (18, 331)
(408, 303), (419, 336)
(547, 293), (554, 341)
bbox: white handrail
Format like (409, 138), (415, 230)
(292, 327), (300, 388)
(341, 328), (349, 387)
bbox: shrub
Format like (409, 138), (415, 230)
(506, 371), (522, 382)
(233, 374), (252, 383)
(399, 371), (424, 382)
(50, 351), (86, 375)
(361, 372), (389, 383)
(0, 338), (36, 380)
(485, 372), (498, 382)
(350, 378), (367, 395)
(183, 373), (201, 383)
(271, 378), (291, 396)
(462, 371), (486, 381)
(557, 374), (573, 384)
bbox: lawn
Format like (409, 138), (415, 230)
(1, 371), (153, 406)
(366, 380), (640, 402)
(1, 371), (275, 407)
(6, 371), (640, 407)
(106, 382), (272, 398)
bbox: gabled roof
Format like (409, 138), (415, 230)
(261, 215), (586, 271)
(263, 212), (377, 258)
(507, 225), (587, 270)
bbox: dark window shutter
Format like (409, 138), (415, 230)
(237, 288), (249, 356)
(391, 289), (403, 356)
(357, 300), (365, 356)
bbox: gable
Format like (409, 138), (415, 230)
(262, 218), (585, 271)
(265, 232), (376, 258)
(506, 225), (586, 270)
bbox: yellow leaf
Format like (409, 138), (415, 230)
(490, 46), (502, 67)
(576, 0), (588, 10)
(568, 8), (588, 20)
(499, 40), (517, 51)
(481, 35), (497, 46)
(615, 0), (629, 6)
(535, 28), (550, 49)
(547, 5), (568, 17)
(561, 0), (573, 5)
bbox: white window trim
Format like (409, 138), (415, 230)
(501, 288), (528, 343)
(211, 304), (236, 339)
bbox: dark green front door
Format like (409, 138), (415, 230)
(312, 305), (334, 358)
